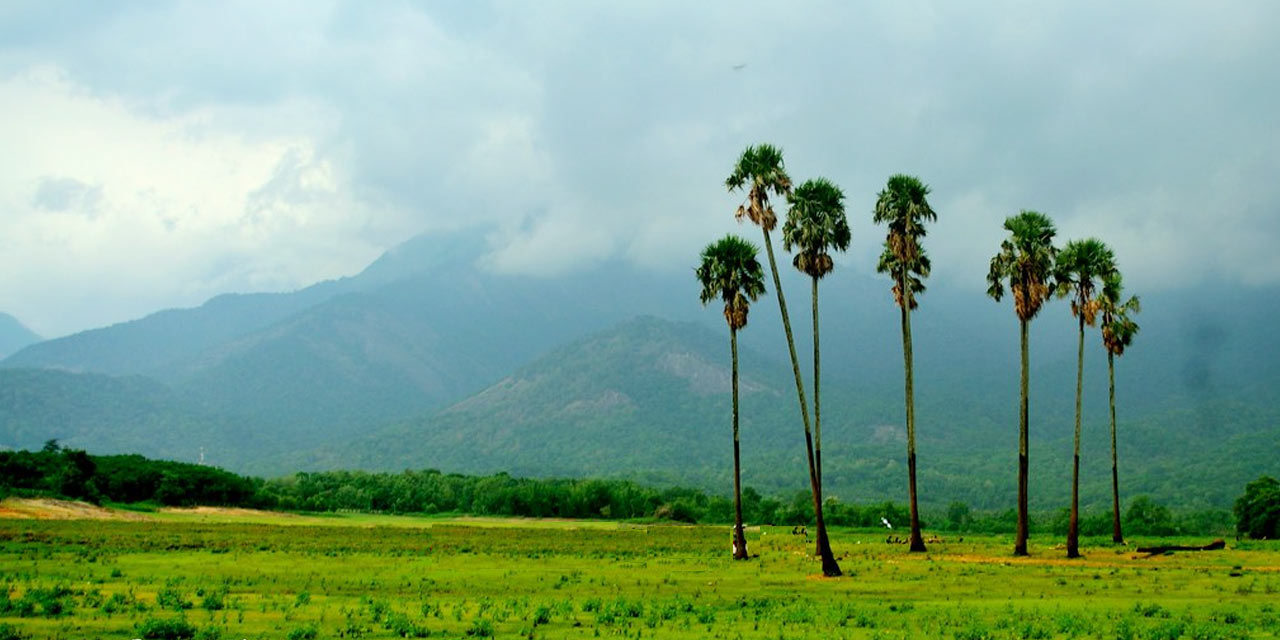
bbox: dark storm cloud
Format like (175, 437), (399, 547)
(3, 0), (1279, 334)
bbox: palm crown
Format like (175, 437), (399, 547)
(874, 174), (936, 309)
(696, 235), (767, 331)
(987, 210), (1058, 321)
(1054, 238), (1117, 325)
(726, 144), (792, 232)
(783, 178), (850, 279)
(1098, 272), (1141, 356)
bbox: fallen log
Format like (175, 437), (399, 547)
(1136, 539), (1225, 557)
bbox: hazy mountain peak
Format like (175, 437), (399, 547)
(0, 312), (42, 358)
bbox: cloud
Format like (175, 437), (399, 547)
(1, 1), (1278, 335)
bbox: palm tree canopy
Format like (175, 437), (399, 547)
(1054, 238), (1117, 325)
(697, 234), (767, 330)
(1099, 272), (1141, 356)
(783, 177), (851, 279)
(873, 174), (936, 309)
(726, 143), (792, 232)
(987, 210), (1058, 321)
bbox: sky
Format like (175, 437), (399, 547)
(1, 1), (1278, 338)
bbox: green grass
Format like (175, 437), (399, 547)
(1, 515), (1277, 639)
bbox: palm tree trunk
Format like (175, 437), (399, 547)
(900, 277), (926, 553)
(1068, 314), (1084, 559)
(1109, 350), (1123, 545)
(812, 276), (823, 495)
(812, 275), (825, 558)
(1015, 318), (1030, 556)
(731, 327), (748, 560)
(760, 228), (842, 577)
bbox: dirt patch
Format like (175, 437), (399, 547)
(0, 497), (149, 521)
(159, 506), (299, 518)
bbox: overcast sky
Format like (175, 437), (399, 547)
(2, 1), (1277, 337)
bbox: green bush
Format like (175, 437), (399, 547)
(136, 617), (197, 640)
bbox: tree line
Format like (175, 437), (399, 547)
(0, 443), (1257, 537)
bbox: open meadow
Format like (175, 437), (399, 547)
(1, 506), (1277, 639)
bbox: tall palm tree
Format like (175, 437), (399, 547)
(1098, 271), (1140, 545)
(1054, 238), (1116, 558)
(873, 174), (936, 553)
(727, 144), (841, 576)
(697, 234), (768, 560)
(986, 211), (1058, 557)
(782, 177), (851, 497)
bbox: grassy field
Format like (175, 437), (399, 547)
(0, 506), (1277, 639)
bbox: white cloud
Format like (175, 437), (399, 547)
(0, 66), (387, 336)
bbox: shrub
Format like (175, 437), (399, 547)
(136, 617), (197, 640)
(0, 623), (30, 640)
(286, 624), (318, 640)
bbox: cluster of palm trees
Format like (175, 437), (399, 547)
(696, 144), (1140, 572)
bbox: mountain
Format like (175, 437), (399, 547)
(0, 368), (256, 466)
(2, 228), (1277, 512)
(279, 313), (1280, 513)
(1, 230), (707, 462)
(0, 313), (41, 358)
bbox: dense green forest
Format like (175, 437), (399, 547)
(1, 445), (1249, 537)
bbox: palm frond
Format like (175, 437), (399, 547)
(783, 177), (850, 279)
(696, 234), (768, 330)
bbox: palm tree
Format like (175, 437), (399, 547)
(986, 211), (1058, 557)
(873, 174), (936, 553)
(727, 144), (841, 576)
(1098, 271), (1140, 545)
(1054, 238), (1116, 558)
(782, 178), (851, 497)
(697, 234), (768, 560)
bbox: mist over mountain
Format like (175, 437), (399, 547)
(1, 229), (1276, 512)
(0, 313), (41, 359)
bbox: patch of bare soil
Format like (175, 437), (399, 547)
(159, 506), (299, 518)
(0, 497), (149, 520)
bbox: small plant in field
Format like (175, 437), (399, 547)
(286, 623), (318, 640)
(294, 591), (311, 608)
(1144, 620), (1186, 640)
(136, 616), (197, 640)
(199, 587), (226, 611)
(1134, 602), (1168, 618)
(156, 586), (192, 611)
(467, 618), (494, 637)
(0, 623), (30, 640)
(531, 604), (551, 626)
(383, 612), (429, 638)
(954, 621), (993, 640)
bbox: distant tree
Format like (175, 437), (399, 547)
(1098, 272), (1140, 544)
(873, 174), (938, 553)
(986, 210), (1058, 556)
(726, 144), (841, 576)
(782, 177), (851, 540)
(696, 234), (767, 560)
(1054, 238), (1117, 558)
(1234, 476), (1280, 540)
(1124, 495), (1175, 536)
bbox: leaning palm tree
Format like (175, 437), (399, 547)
(697, 234), (767, 560)
(727, 144), (841, 576)
(782, 177), (851, 497)
(873, 174), (937, 553)
(986, 211), (1058, 557)
(1098, 271), (1140, 545)
(1054, 238), (1116, 558)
